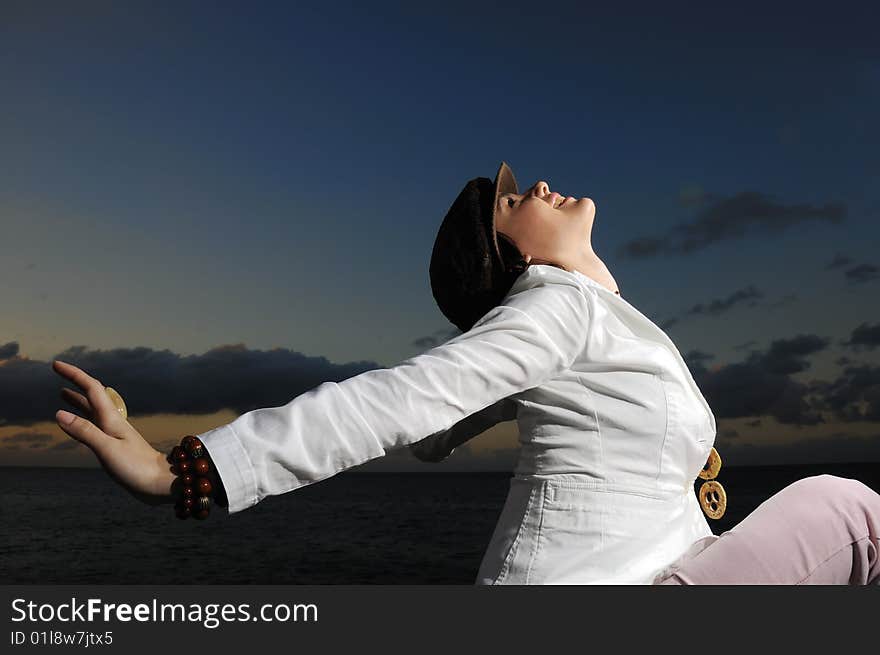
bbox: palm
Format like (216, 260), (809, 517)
(52, 360), (174, 506)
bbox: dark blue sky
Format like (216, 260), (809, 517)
(2, 1), (879, 467)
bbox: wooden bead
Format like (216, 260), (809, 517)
(173, 446), (189, 462)
(698, 480), (727, 519)
(181, 435), (196, 449)
(698, 447), (722, 480)
(183, 497), (195, 510)
(182, 473), (195, 487)
(182, 486), (194, 499)
(176, 459), (192, 474)
(196, 477), (213, 495)
(193, 508), (210, 520)
(174, 504), (191, 519)
(184, 436), (204, 457)
(193, 457), (210, 476)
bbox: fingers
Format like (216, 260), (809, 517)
(55, 411), (118, 455)
(52, 360), (118, 421)
(61, 387), (92, 415)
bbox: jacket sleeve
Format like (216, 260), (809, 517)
(408, 396), (517, 463)
(197, 266), (593, 514)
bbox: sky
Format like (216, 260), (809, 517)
(1, 1), (879, 471)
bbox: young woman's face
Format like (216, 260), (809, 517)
(494, 180), (596, 267)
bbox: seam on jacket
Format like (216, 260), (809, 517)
(226, 422), (260, 509)
(586, 384), (605, 485)
(495, 483), (538, 584)
(654, 373), (669, 484)
(525, 482), (548, 584)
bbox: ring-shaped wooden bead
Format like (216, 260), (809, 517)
(698, 480), (727, 519)
(698, 447), (722, 480)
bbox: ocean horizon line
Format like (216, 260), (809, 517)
(2, 461), (878, 472)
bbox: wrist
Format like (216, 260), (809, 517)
(165, 435), (228, 518)
(154, 450), (177, 505)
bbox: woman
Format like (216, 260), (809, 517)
(52, 162), (880, 584)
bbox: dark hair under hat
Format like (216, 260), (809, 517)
(429, 161), (530, 333)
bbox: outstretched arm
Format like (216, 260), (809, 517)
(198, 266), (594, 514)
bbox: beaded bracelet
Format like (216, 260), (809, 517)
(166, 435), (228, 519)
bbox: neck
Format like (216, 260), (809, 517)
(569, 246), (619, 295)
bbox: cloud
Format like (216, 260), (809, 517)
(844, 263), (879, 284)
(617, 191), (847, 259)
(49, 439), (85, 451)
(824, 253), (852, 270)
(809, 363), (880, 422)
(659, 286), (799, 331)
(0, 343), (383, 427)
(840, 322), (880, 350)
(0, 341), (20, 360)
(689, 333), (832, 426)
(715, 433), (880, 466)
(733, 339), (758, 352)
(680, 285), (763, 318)
(410, 327), (462, 350)
(1, 431), (54, 449)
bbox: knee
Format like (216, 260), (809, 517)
(789, 474), (879, 514)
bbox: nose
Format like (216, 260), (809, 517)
(530, 181), (550, 197)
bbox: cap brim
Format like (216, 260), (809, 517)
(489, 161), (519, 263)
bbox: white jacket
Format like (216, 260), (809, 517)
(197, 263), (719, 584)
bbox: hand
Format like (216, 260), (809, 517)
(52, 360), (176, 507)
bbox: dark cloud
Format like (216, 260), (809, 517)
(733, 339), (758, 352)
(809, 363), (880, 422)
(680, 285), (763, 318)
(617, 191), (846, 259)
(411, 327), (461, 350)
(765, 293), (798, 308)
(759, 334), (831, 375)
(682, 349), (715, 368)
(49, 439), (85, 451)
(824, 253), (852, 270)
(1, 432), (54, 449)
(691, 334), (832, 426)
(691, 328), (880, 427)
(715, 433), (880, 466)
(658, 287), (796, 334)
(0, 341), (20, 360)
(0, 343), (383, 427)
(841, 322), (880, 350)
(844, 263), (879, 284)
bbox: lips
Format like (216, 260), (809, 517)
(549, 193), (573, 209)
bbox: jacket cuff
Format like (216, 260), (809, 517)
(197, 423), (259, 515)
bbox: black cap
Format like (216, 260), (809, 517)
(429, 161), (529, 332)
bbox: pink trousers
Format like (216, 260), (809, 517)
(656, 474), (880, 585)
